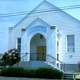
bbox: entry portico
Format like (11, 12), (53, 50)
(21, 18), (59, 61)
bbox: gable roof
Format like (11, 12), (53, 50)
(22, 18), (50, 36)
(14, 0), (80, 28)
(44, 0), (80, 24)
(25, 18), (50, 30)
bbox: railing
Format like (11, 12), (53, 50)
(21, 53), (46, 61)
(21, 53), (28, 61)
(46, 54), (65, 72)
(21, 53), (65, 71)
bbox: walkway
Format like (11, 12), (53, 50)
(0, 76), (62, 80)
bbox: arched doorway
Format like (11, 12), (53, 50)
(30, 33), (46, 61)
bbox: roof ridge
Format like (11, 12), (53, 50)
(13, 0), (80, 28)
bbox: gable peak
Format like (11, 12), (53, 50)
(43, 0), (46, 1)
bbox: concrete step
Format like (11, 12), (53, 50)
(63, 73), (74, 80)
(14, 61), (52, 69)
(14, 61), (62, 71)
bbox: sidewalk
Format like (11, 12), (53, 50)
(0, 76), (61, 80)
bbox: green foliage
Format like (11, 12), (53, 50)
(0, 67), (63, 79)
(52, 69), (63, 79)
(1, 49), (20, 67)
(0, 67), (25, 77)
(36, 68), (63, 79)
(24, 69), (36, 78)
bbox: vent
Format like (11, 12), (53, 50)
(21, 28), (25, 31)
(51, 26), (56, 29)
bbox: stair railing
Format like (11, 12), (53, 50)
(21, 53), (28, 61)
(46, 54), (65, 72)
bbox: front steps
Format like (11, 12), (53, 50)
(14, 61), (51, 69)
(63, 73), (74, 80)
(14, 61), (65, 71)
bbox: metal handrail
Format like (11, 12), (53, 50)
(46, 54), (65, 71)
(21, 53), (28, 61)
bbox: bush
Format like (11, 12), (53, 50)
(1, 49), (20, 67)
(24, 69), (36, 78)
(0, 67), (63, 79)
(35, 68), (63, 79)
(0, 67), (36, 78)
(52, 69), (63, 79)
(0, 67), (25, 77)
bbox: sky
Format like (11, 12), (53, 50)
(0, 0), (80, 53)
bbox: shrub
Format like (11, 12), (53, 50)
(0, 67), (36, 78)
(0, 67), (25, 77)
(0, 67), (63, 79)
(52, 69), (63, 79)
(24, 69), (36, 78)
(1, 49), (20, 67)
(35, 68), (63, 79)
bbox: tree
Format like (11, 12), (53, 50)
(1, 49), (20, 67)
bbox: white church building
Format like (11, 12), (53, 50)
(9, 0), (80, 71)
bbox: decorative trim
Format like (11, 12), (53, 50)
(29, 26), (46, 34)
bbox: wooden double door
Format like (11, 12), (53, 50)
(37, 46), (46, 61)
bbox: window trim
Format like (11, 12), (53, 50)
(66, 35), (75, 53)
(17, 38), (21, 54)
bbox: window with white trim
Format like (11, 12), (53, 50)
(67, 35), (75, 52)
(17, 38), (21, 54)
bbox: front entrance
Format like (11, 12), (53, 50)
(37, 46), (46, 61)
(30, 33), (46, 61)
